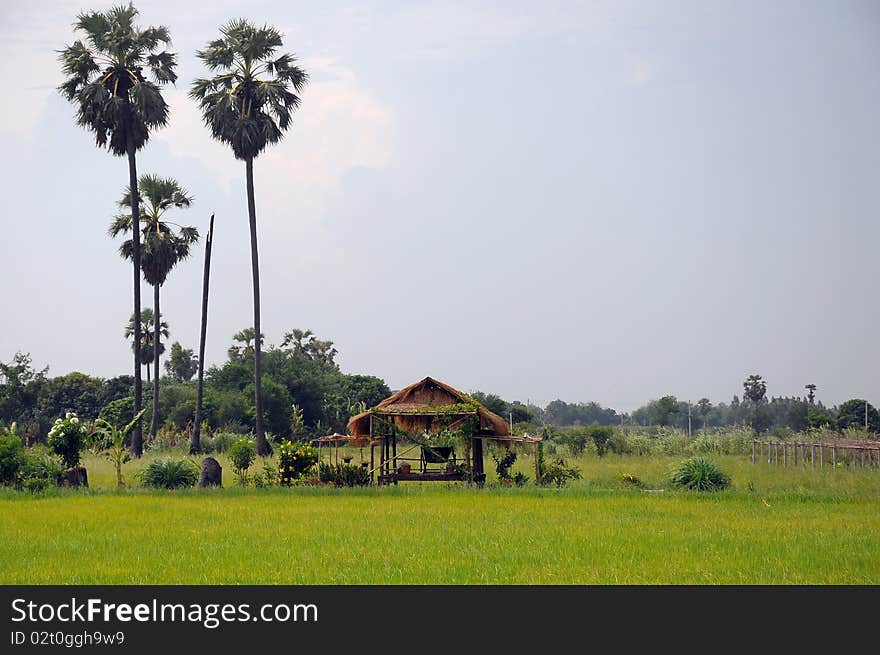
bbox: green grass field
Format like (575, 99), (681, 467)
(2, 451), (879, 584)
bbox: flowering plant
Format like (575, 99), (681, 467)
(277, 440), (319, 486)
(47, 412), (88, 468)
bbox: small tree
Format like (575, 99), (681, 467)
(94, 409), (146, 487)
(47, 412), (88, 468)
(229, 438), (257, 486)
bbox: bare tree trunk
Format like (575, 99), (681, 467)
(150, 283), (160, 440)
(246, 158), (268, 455)
(126, 137), (143, 458)
(191, 214), (214, 455)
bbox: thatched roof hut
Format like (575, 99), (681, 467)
(347, 376), (509, 438)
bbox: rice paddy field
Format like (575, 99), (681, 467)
(2, 450), (879, 584)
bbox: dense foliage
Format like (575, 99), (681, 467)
(138, 458), (199, 489)
(670, 457), (731, 492)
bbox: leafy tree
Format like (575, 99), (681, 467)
(743, 375), (767, 405)
(653, 395), (679, 427)
(110, 175), (197, 438)
(836, 399), (879, 432)
(191, 20), (307, 456)
(59, 2), (177, 457)
(124, 309), (168, 382)
(227, 328), (265, 362)
(743, 374), (769, 433)
(805, 384), (816, 404)
(696, 398), (712, 429)
(164, 342), (199, 382)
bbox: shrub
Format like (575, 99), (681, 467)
(318, 462), (370, 487)
(539, 458), (581, 487)
(587, 425), (614, 457)
(492, 450), (517, 483)
(560, 429), (589, 456)
(277, 440), (319, 486)
(537, 445), (581, 488)
(0, 434), (25, 485)
(620, 472), (642, 487)
(47, 412), (87, 468)
(670, 457), (730, 492)
(210, 432), (240, 453)
(138, 458), (199, 489)
(21, 446), (65, 489)
(229, 438), (257, 486)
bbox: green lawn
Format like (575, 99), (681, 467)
(2, 452), (879, 584)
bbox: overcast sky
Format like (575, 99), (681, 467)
(1, 0), (878, 412)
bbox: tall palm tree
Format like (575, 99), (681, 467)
(190, 20), (307, 456)
(59, 3), (177, 457)
(112, 175), (198, 439)
(124, 308), (168, 383)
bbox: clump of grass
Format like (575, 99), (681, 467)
(138, 458), (199, 489)
(670, 457), (730, 492)
(620, 472), (642, 487)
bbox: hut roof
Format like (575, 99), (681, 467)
(347, 376), (510, 438)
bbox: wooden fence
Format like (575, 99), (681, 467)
(752, 440), (880, 469)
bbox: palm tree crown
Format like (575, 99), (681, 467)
(58, 3), (177, 155)
(109, 174), (199, 286)
(189, 19), (307, 160)
(125, 308), (168, 364)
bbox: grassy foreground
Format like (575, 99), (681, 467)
(2, 453), (879, 584)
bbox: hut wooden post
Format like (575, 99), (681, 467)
(472, 436), (484, 486)
(811, 444), (815, 469)
(793, 441), (798, 465)
(832, 446), (837, 467)
(370, 442), (375, 486)
(819, 445), (824, 468)
(534, 441), (541, 484)
(752, 440), (756, 465)
(783, 443), (787, 468)
(392, 427), (398, 485)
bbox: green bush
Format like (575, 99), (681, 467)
(0, 435), (25, 485)
(560, 429), (589, 456)
(492, 450), (517, 483)
(277, 440), (318, 486)
(318, 462), (370, 487)
(47, 412), (87, 468)
(20, 446), (65, 489)
(138, 458), (199, 489)
(587, 425), (614, 457)
(229, 438), (257, 486)
(210, 432), (240, 453)
(670, 457), (730, 492)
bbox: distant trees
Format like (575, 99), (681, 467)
(164, 342), (198, 383)
(652, 396), (679, 427)
(124, 309), (168, 383)
(836, 399), (879, 432)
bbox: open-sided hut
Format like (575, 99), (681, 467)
(347, 376), (527, 485)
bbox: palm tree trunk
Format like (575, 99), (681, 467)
(126, 137), (143, 458)
(151, 283), (160, 440)
(191, 214), (214, 455)
(246, 158), (268, 456)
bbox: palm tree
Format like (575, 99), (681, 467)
(190, 20), (307, 456)
(112, 175), (198, 439)
(228, 328), (265, 362)
(59, 3), (177, 457)
(125, 309), (168, 383)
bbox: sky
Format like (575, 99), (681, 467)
(0, 0), (878, 412)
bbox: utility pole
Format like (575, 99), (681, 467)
(687, 401), (692, 438)
(866, 401), (869, 431)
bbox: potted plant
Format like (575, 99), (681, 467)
(399, 461), (411, 474)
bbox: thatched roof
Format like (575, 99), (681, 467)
(347, 376), (510, 438)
